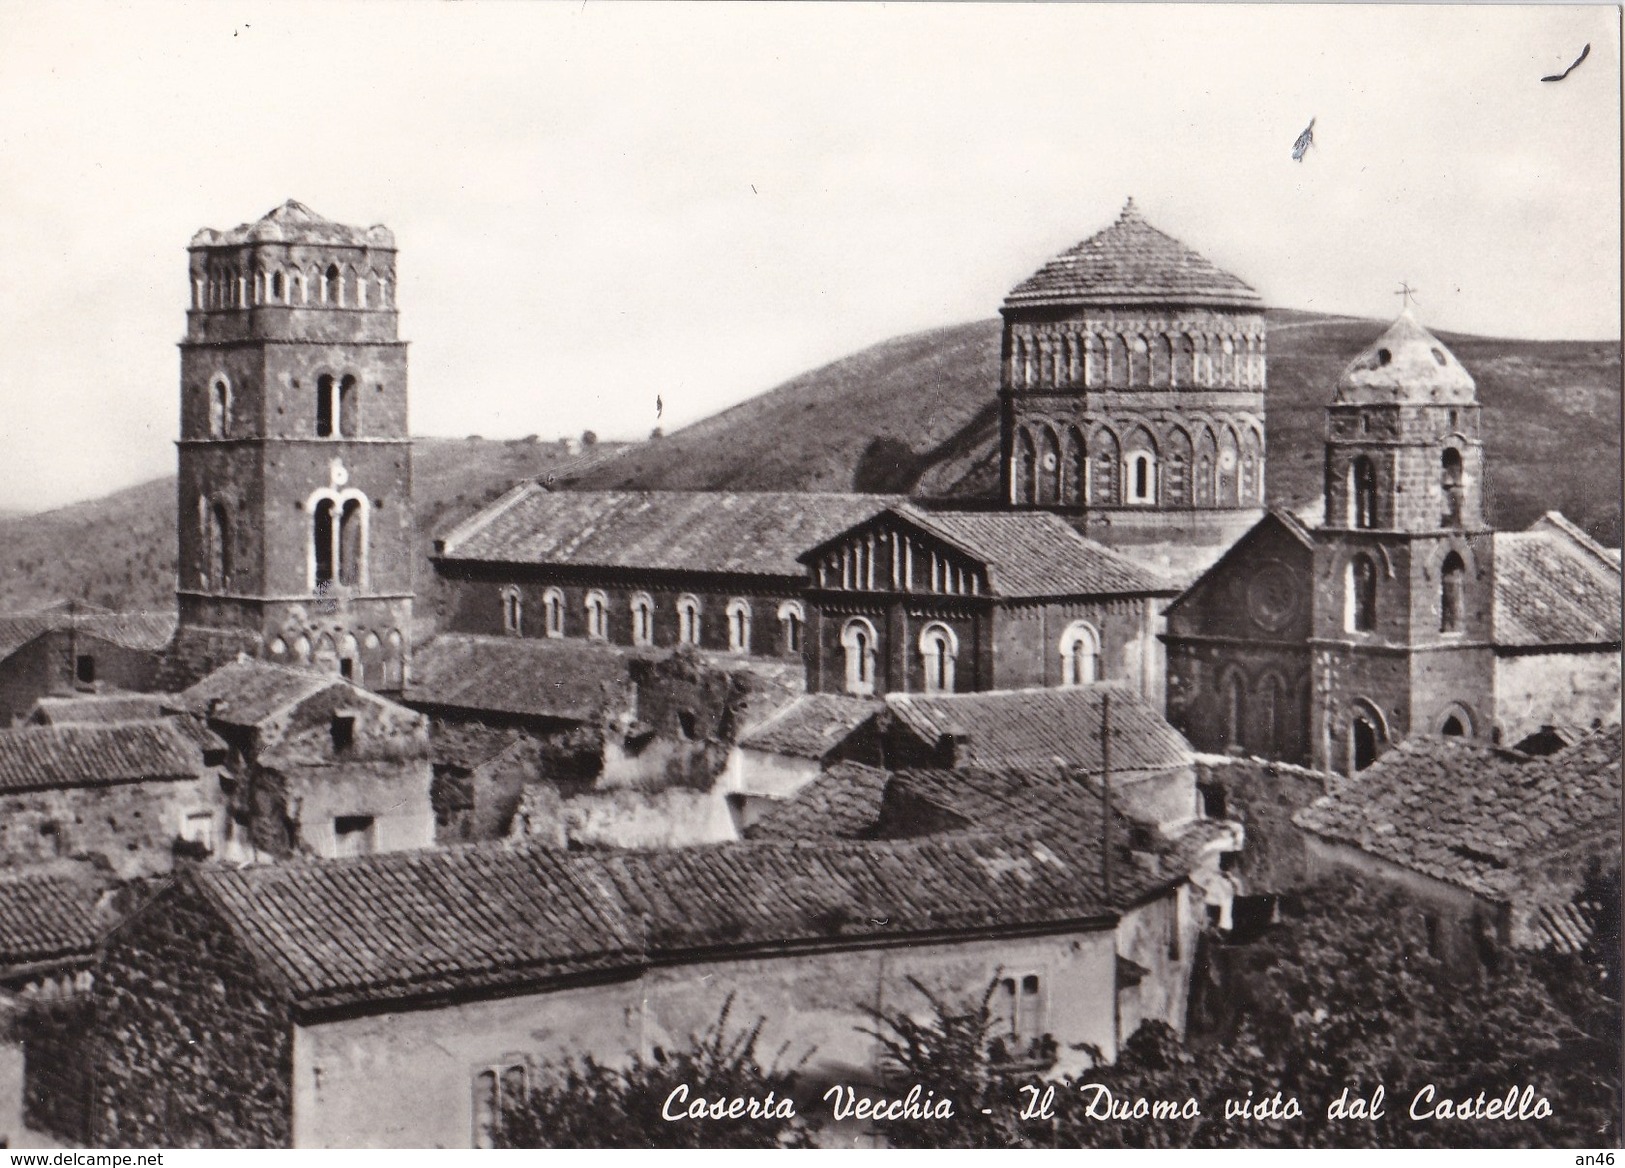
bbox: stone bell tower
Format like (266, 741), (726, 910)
(1310, 303), (1495, 772)
(172, 200), (413, 690)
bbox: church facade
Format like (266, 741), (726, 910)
(1164, 307), (1619, 775)
(171, 202), (414, 690)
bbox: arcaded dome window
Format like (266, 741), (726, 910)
(841, 617), (878, 696)
(630, 593), (654, 647)
(1058, 621), (1100, 687)
(677, 595), (703, 646)
(919, 622), (957, 694)
(1125, 450), (1157, 505)
(1346, 554), (1378, 633)
(726, 598), (751, 654)
(543, 588), (565, 638)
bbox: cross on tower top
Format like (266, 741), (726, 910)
(1396, 282), (1419, 310)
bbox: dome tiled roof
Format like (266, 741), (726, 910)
(190, 200), (395, 249)
(1004, 199), (1261, 310)
(1334, 308), (1476, 404)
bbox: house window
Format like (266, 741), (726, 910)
(996, 974), (1044, 1047)
(721, 599), (750, 654)
(501, 587), (523, 636)
(330, 715), (356, 753)
(1058, 621), (1100, 687)
(180, 811), (215, 854)
(630, 593), (654, 646)
(1349, 456), (1378, 529)
(777, 600), (805, 656)
(584, 591), (609, 641)
(1440, 552), (1465, 633)
(1124, 451), (1157, 505)
(542, 588), (565, 638)
(473, 1064), (528, 1149)
(75, 654), (96, 687)
(918, 622), (957, 694)
(841, 618), (878, 696)
(1345, 554), (1377, 633)
(677, 595), (703, 646)
(334, 814), (375, 857)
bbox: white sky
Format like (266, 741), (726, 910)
(0, 2), (1618, 513)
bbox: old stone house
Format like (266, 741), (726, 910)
(0, 605), (176, 727)
(170, 659), (433, 860)
(1163, 308), (1622, 774)
(0, 720), (222, 879)
(800, 504), (1175, 699)
(432, 487), (900, 661)
(82, 801), (1200, 1148)
(1294, 725), (1621, 972)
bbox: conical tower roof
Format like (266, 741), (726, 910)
(190, 199), (395, 248)
(1004, 199), (1261, 310)
(1334, 307), (1476, 404)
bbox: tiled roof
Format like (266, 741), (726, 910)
(885, 683), (1192, 774)
(1003, 200), (1261, 310)
(844, 505), (1172, 598)
(1294, 726), (1622, 902)
(191, 844), (638, 1013)
(437, 485), (900, 578)
(0, 868), (110, 971)
(186, 818), (1165, 1011)
(191, 199), (394, 249)
(743, 762), (893, 840)
(883, 765), (1141, 842)
(0, 720), (204, 794)
(30, 693), (169, 725)
(736, 694), (882, 760)
(176, 660), (336, 728)
(594, 831), (1132, 956)
(406, 634), (638, 723)
(0, 604), (175, 661)
(1494, 513), (1621, 647)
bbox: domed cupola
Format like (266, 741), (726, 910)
(1335, 307), (1476, 405)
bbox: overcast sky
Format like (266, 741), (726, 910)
(0, 2), (1617, 513)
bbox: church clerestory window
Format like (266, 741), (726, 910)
(919, 623), (957, 694)
(1058, 621), (1100, 687)
(841, 618), (878, 696)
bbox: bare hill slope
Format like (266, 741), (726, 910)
(0, 310), (1616, 614)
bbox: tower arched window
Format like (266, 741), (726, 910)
(919, 622), (958, 694)
(339, 375), (359, 437)
(1013, 429), (1037, 506)
(778, 600), (805, 656)
(209, 376), (231, 439)
(1441, 448), (1464, 527)
(317, 375), (335, 438)
(1346, 554), (1377, 633)
(584, 591), (609, 641)
(204, 500), (230, 591)
(308, 488), (369, 592)
(1125, 450), (1157, 505)
(677, 595), (703, 646)
(1440, 551), (1466, 633)
(542, 588), (565, 638)
(841, 618), (878, 697)
(1349, 456), (1378, 529)
(630, 593), (655, 647)
(1351, 704), (1385, 772)
(501, 586), (523, 636)
(726, 599), (752, 654)
(382, 629), (404, 689)
(323, 264), (339, 305)
(1058, 621), (1100, 687)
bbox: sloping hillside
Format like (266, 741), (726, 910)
(568, 309), (1622, 545)
(0, 310), (1616, 615)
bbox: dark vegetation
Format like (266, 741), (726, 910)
(0, 310), (1615, 614)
